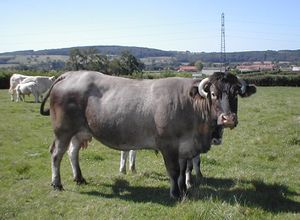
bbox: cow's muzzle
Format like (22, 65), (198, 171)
(217, 113), (238, 129)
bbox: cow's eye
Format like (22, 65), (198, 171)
(211, 92), (217, 99)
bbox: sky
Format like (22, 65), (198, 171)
(1, 0), (300, 53)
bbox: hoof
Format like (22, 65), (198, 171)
(74, 177), (87, 185)
(170, 191), (181, 200)
(130, 169), (137, 174)
(120, 169), (126, 175)
(180, 192), (189, 202)
(51, 183), (64, 191)
(186, 182), (192, 190)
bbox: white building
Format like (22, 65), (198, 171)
(292, 66), (300, 71)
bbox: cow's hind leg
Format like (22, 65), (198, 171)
(51, 135), (72, 190)
(68, 136), (87, 185)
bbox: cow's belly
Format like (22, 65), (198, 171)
(90, 128), (157, 151)
(85, 96), (157, 150)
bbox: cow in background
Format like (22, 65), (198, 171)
(17, 76), (55, 102)
(15, 81), (37, 102)
(119, 150), (137, 174)
(9, 74), (30, 101)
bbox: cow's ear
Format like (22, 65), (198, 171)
(189, 82), (211, 98)
(239, 84), (256, 98)
(189, 86), (199, 98)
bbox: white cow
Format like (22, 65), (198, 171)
(15, 81), (37, 102)
(9, 74), (30, 101)
(17, 76), (55, 103)
(119, 150), (137, 174)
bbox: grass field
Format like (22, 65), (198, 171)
(0, 87), (299, 219)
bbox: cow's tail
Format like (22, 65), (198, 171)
(40, 76), (65, 116)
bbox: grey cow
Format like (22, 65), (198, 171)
(40, 71), (256, 199)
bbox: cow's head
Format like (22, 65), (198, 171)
(197, 72), (256, 129)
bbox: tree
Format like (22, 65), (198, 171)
(67, 48), (144, 75)
(119, 51), (144, 75)
(108, 59), (122, 76)
(67, 48), (83, 70)
(91, 54), (109, 74)
(67, 47), (109, 73)
(84, 48), (109, 73)
(195, 60), (204, 72)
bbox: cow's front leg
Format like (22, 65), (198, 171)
(186, 155), (203, 189)
(129, 150), (137, 173)
(10, 93), (14, 102)
(67, 137), (86, 185)
(16, 91), (20, 102)
(34, 94), (39, 103)
(31, 91), (38, 103)
(178, 158), (187, 197)
(193, 155), (203, 184)
(161, 150), (180, 199)
(185, 159), (193, 189)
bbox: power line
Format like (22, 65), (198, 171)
(220, 13), (226, 71)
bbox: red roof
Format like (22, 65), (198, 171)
(237, 64), (275, 71)
(178, 66), (198, 72)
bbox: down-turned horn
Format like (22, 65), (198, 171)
(198, 78), (209, 98)
(238, 77), (247, 95)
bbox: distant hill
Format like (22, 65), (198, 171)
(0, 46), (175, 58)
(1, 46), (300, 67)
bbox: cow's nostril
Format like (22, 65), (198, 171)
(222, 115), (228, 122)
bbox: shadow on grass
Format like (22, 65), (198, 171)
(81, 175), (300, 213)
(81, 178), (175, 206)
(190, 177), (300, 213)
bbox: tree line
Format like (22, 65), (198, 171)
(66, 47), (144, 75)
(3, 46), (300, 63)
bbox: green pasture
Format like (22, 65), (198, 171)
(0, 87), (299, 219)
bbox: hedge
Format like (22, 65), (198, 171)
(241, 74), (300, 87)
